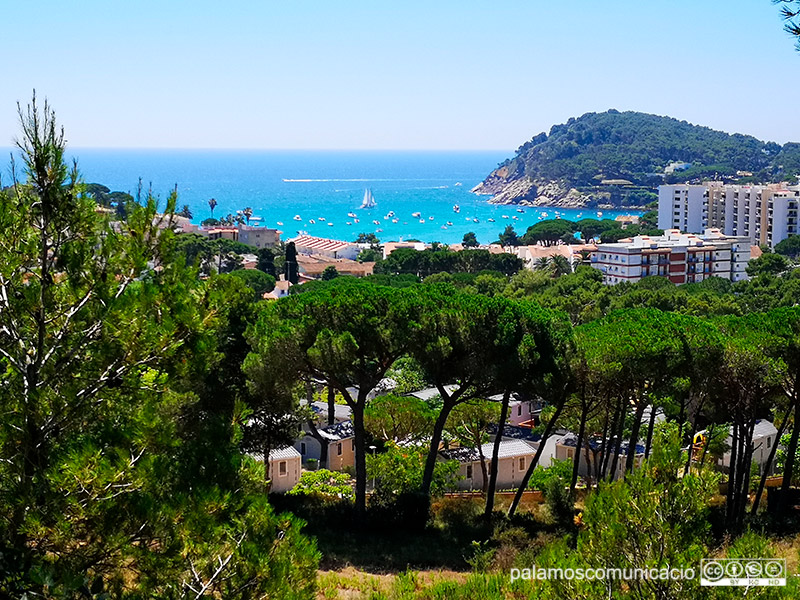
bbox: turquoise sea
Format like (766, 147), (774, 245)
(2, 149), (642, 245)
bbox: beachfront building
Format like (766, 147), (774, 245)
(658, 183), (800, 247)
(291, 235), (360, 260)
(590, 229), (750, 285)
(238, 224), (281, 249)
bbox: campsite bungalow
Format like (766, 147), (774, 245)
(440, 439), (538, 491)
(295, 420), (356, 472)
(555, 434), (645, 482)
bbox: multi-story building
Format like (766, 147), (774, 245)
(659, 183), (800, 247)
(590, 229), (750, 285)
(237, 224), (281, 249)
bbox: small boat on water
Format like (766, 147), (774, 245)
(348, 212), (357, 218)
(250, 216), (263, 222)
(419, 219), (425, 223)
(441, 225), (448, 230)
(361, 188), (377, 209)
(392, 218), (399, 223)
(597, 211), (604, 217)
(387, 210), (395, 217)
(328, 222), (334, 226)
(354, 218), (360, 223)
(516, 208), (525, 213)
(376, 228), (383, 233)
(373, 220), (381, 225)
(428, 216), (434, 221)
(309, 219), (316, 224)
(512, 216), (519, 220)
(446, 221), (453, 226)
(294, 215), (302, 221)
(473, 218), (479, 223)
(277, 221), (284, 226)
(319, 217), (326, 221)
(502, 215), (509, 219)
(488, 218), (495, 222)
(453, 204), (460, 213)
(347, 222), (352, 225)
(412, 211), (422, 218)
(454, 182), (463, 187)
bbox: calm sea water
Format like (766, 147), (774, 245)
(1, 149), (641, 245)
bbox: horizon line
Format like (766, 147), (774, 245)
(0, 145), (513, 153)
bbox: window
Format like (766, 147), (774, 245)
(567, 449), (574, 459)
(466, 464), (473, 479)
(279, 461), (287, 476)
(767, 437), (772, 449)
(519, 457), (525, 471)
(337, 442), (342, 456)
(352, 439), (355, 451)
(300, 442), (306, 455)
(517, 405), (522, 416)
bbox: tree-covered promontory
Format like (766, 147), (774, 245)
(474, 110), (800, 207)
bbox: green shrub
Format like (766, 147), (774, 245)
(288, 469), (353, 500)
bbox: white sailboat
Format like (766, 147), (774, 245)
(360, 188), (377, 209)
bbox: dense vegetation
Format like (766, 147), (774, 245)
(486, 110), (800, 204)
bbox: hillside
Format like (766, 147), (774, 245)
(474, 110), (800, 208)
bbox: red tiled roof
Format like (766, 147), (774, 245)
(292, 235), (355, 252)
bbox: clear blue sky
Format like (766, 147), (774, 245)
(1, 0), (798, 150)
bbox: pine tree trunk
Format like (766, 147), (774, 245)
(421, 398), (454, 498)
(352, 399), (368, 518)
(625, 402), (647, 474)
(484, 390), (511, 517)
(643, 404), (658, 459)
(752, 407), (790, 515)
(607, 399), (627, 481)
(570, 401), (588, 493)
(508, 393), (567, 518)
(726, 424), (739, 528)
(778, 397), (800, 514)
(327, 385), (336, 426)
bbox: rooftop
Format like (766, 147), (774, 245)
(319, 420), (355, 441)
(292, 235), (357, 253)
(441, 439), (538, 462)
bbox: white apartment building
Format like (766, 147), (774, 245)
(590, 229), (750, 285)
(659, 183), (800, 247)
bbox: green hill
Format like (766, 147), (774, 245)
(474, 110), (800, 207)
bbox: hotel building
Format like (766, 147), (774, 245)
(658, 183), (800, 247)
(590, 229), (750, 285)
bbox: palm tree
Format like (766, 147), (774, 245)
(208, 197), (218, 217)
(550, 254), (573, 277)
(533, 257), (552, 271)
(243, 207), (253, 225)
